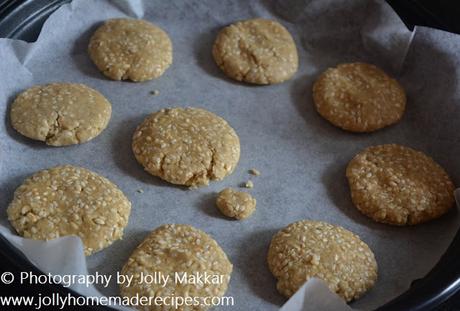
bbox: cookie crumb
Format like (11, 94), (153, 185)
(136, 189), (144, 194)
(150, 90), (160, 96)
(216, 188), (256, 220)
(249, 168), (260, 176)
(243, 180), (254, 188)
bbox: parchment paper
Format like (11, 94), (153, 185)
(1, 0), (460, 310)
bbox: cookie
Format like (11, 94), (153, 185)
(267, 220), (377, 302)
(313, 63), (406, 132)
(120, 224), (232, 311)
(216, 188), (256, 220)
(7, 165), (131, 255)
(10, 83), (111, 146)
(212, 18), (298, 84)
(88, 18), (172, 82)
(132, 107), (240, 187)
(346, 144), (455, 225)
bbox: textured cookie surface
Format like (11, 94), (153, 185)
(346, 144), (455, 225)
(7, 165), (131, 255)
(132, 108), (240, 187)
(313, 63), (406, 132)
(88, 18), (172, 82)
(212, 18), (298, 84)
(10, 83), (111, 146)
(216, 188), (256, 219)
(267, 220), (377, 302)
(120, 224), (232, 311)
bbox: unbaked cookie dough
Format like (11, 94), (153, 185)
(216, 188), (256, 220)
(10, 83), (111, 146)
(346, 144), (455, 225)
(120, 224), (232, 311)
(132, 107), (240, 187)
(268, 220), (377, 302)
(7, 165), (131, 255)
(212, 18), (298, 84)
(313, 62), (406, 132)
(88, 18), (172, 82)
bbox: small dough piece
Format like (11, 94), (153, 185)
(212, 18), (298, 84)
(249, 168), (261, 176)
(268, 220), (377, 302)
(132, 107), (240, 187)
(346, 144), (455, 225)
(120, 224), (232, 311)
(313, 62), (406, 132)
(88, 18), (172, 82)
(216, 188), (256, 220)
(10, 83), (111, 146)
(7, 165), (131, 255)
(243, 180), (254, 189)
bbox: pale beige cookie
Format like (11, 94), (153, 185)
(212, 18), (298, 84)
(268, 220), (377, 302)
(313, 63), (406, 132)
(132, 107), (240, 187)
(7, 165), (131, 255)
(120, 224), (232, 311)
(10, 83), (111, 146)
(346, 144), (455, 225)
(216, 188), (256, 220)
(88, 18), (172, 82)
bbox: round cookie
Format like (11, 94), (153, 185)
(120, 224), (232, 311)
(132, 107), (240, 187)
(346, 144), (455, 225)
(7, 165), (131, 255)
(10, 83), (111, 146)
(267, 220), (377, 302)
(313, 62), (406, 132)
(212, 18), (298, 85)
(216, 188), (256, 220)
(88, 18), (172, 82)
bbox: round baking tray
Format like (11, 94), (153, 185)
(0, 1), (459, 310)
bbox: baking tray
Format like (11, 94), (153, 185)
(0, 1), (459, 310)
